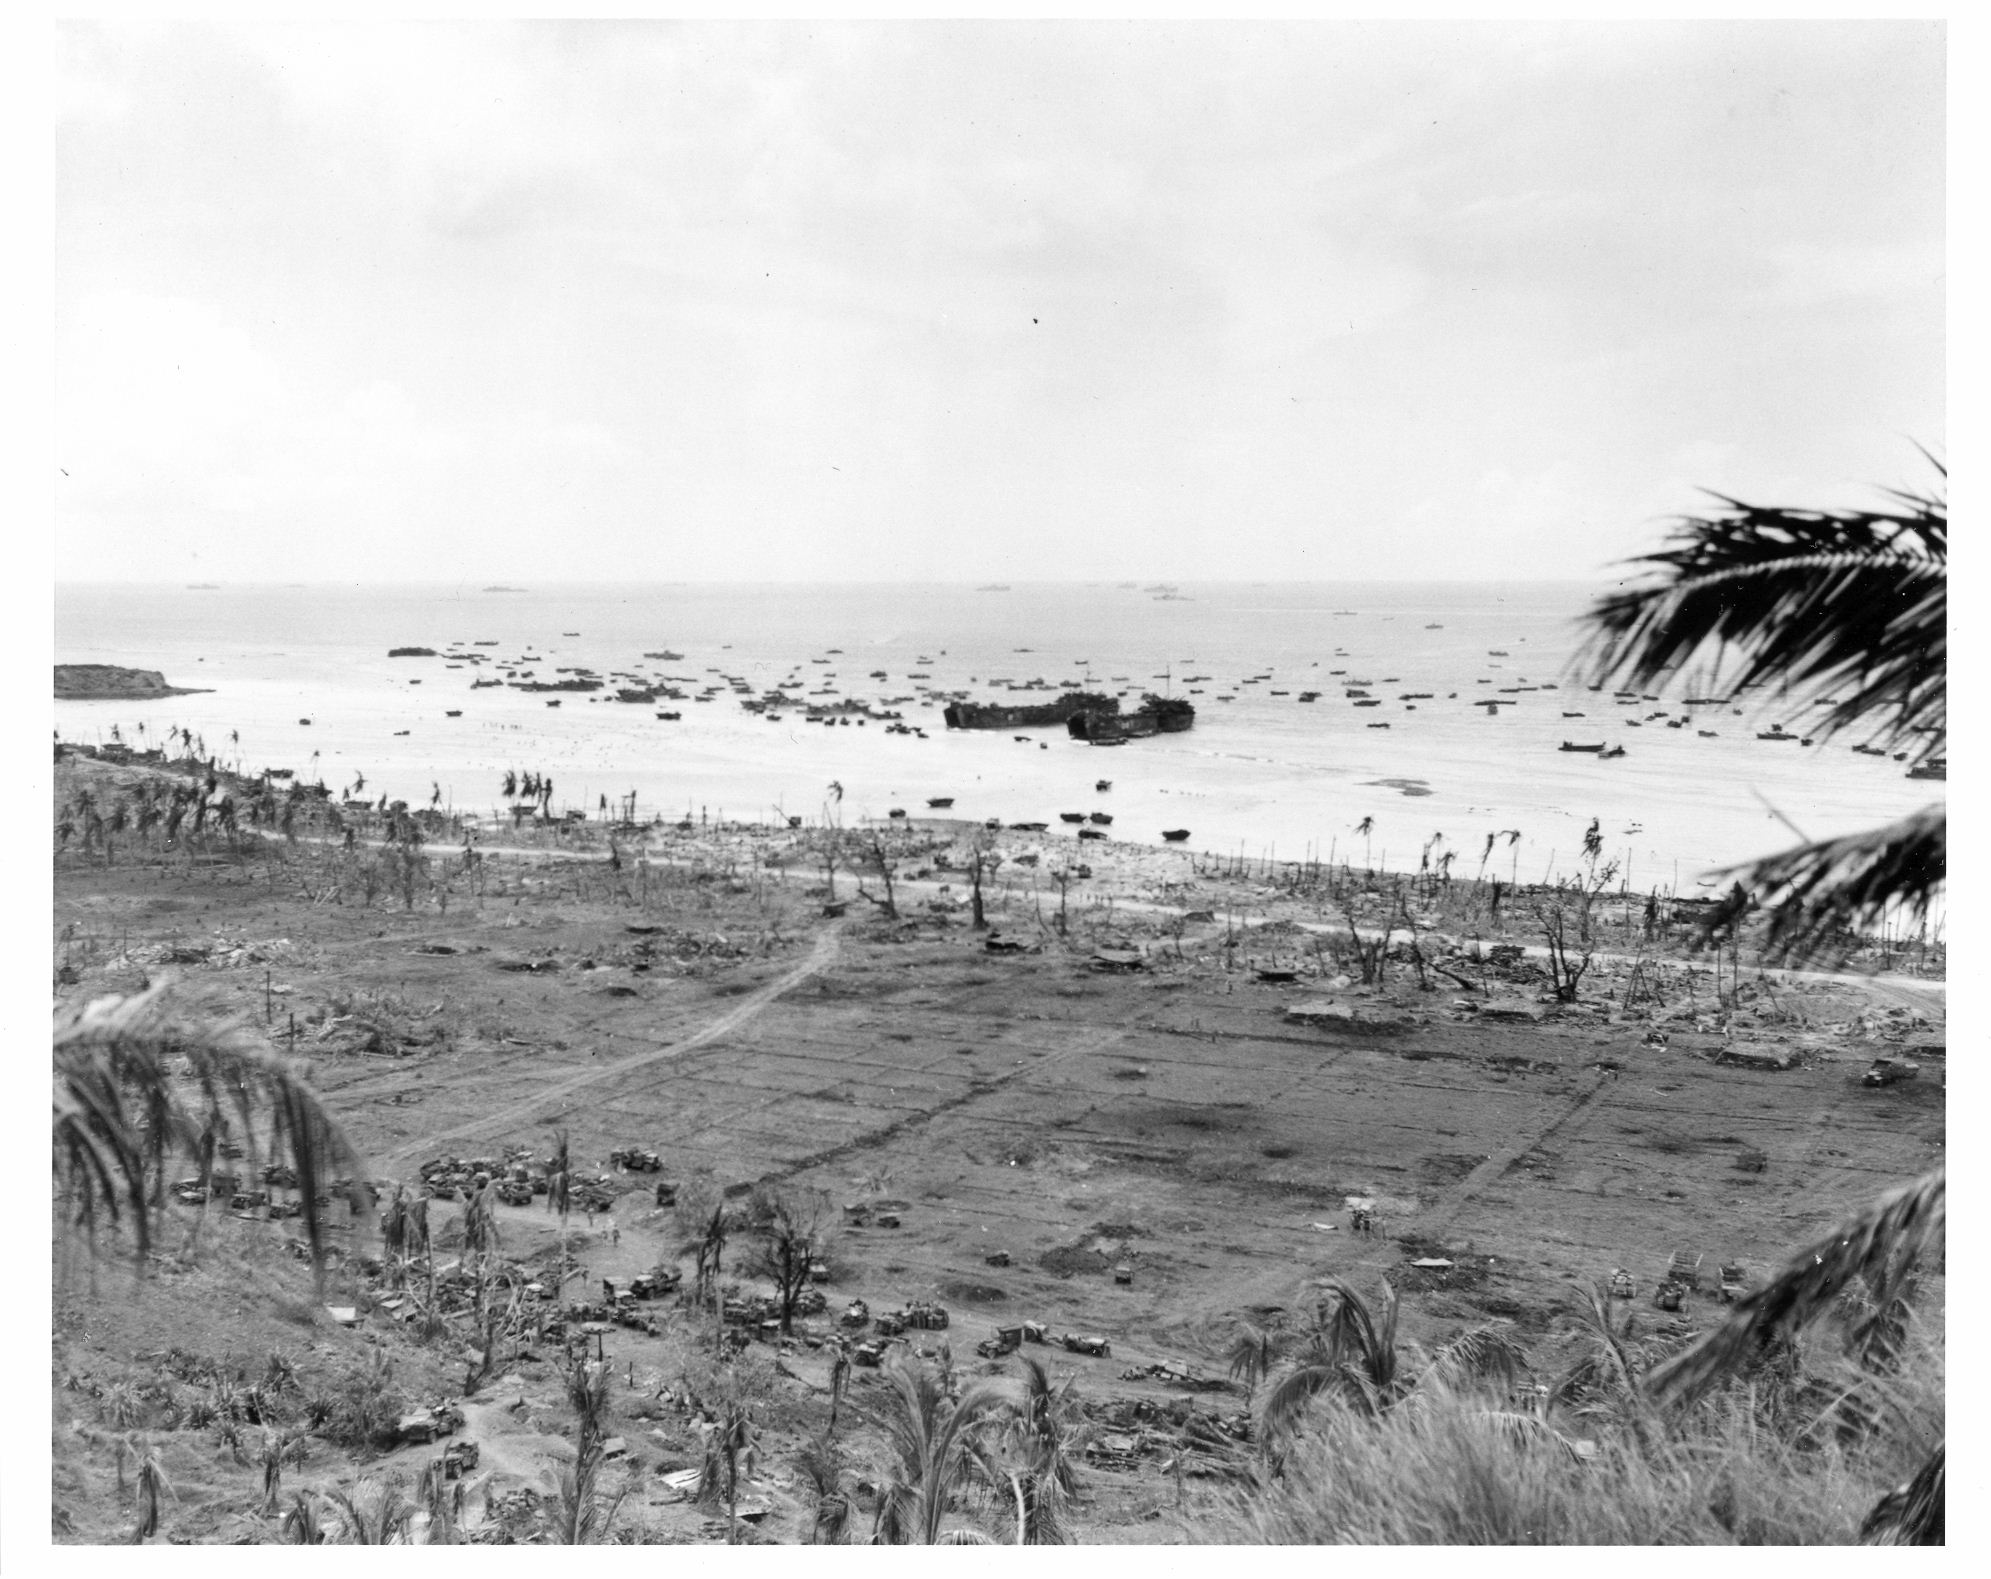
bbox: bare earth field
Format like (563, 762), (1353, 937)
(51, 763), (1945, 1543)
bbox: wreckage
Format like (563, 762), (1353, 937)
(942, 691), (1120, 730)
(1066, 693), (1196, 743)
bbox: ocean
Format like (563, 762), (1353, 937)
(54, 581), (1942, 898)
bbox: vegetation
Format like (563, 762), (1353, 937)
(742, 1185), (832, 1336)
(867, 1352), (1010, 1544)
(1580, 468), (1945, 958)
(53, 979), (363, 1277)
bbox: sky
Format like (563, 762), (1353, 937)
(52, 18), (1945, 585)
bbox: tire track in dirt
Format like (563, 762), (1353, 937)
(375, 925), (843, 1170)
(1412, 1068), (1617, 1238)
(737, 1025), (1132, 1188)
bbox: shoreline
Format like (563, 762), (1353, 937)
(52, 747), (1947, 982)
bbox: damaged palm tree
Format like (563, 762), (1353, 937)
(128, 1445), (173, 1544)
(1581, 466), (1944, 959)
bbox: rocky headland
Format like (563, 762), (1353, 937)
(54, 664), (210, 700)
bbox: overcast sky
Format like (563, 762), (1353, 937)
(54, 19), (1944, 584)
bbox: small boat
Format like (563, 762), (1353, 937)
(1089, 812), (1113, 826)
(1161, 829), (1190, 842)
(1600, 745), (1627, 759)
(1078, 828), (1107, 841)
(298, 718), (311, 725)
(1059, 812), (1087, 824)
(1095, 780), (1112, 792)
(445, 709), (462, 717)
(927, 797), (954, 808)
(1698, 730), (1717, 738)
(1562, 711), (1585, 718)
(1559, 741), (1606, 753)
(887, 808), (907, 819)
(656, 711), (681, 720)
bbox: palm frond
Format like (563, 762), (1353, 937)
(553, 1448), (626, 1544)
(868, 1353), (1008, 1543)
(1225, 1323), (1280, 1391)
(1470, 1409), (1595, 1463)
(1580, 490), (1945, 758)
(1424, 1323), (1528, 1391)
(52, 979), (366, 1281)
(1716, 804), (1944, 960)
(1644, 1168), (1944, 1406)
(1259, 1360), (1356, 1442)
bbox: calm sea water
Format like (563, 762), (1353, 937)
(54, 581), (1940, 895)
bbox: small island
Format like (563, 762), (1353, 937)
(55, 664), (211, 700)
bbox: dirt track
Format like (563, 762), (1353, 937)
(377, 925), (844, 1170)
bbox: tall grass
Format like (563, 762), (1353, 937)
(1209, 1324), (1941, 1546)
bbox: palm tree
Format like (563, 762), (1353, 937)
(717, 1399), (755, 1543)
(1580, 469), (1944, 957)
(1257, 1280), (1407, 1442)
(988, 1355), (1090, 1544)
(416, 1456), (467, 1544)
(52, 980), (363, 1278)
(278, 1489), (325, 1544)
(318, 1478), (415, 1544)
(566, 1357), (612, 1459)
(1248, 1280), (1527, 1449)
(795, 1435), (854, 1544)
(869, 1352), (1009, 1544)
(129, 1446), (172, 1543)
(552, 1444), (627, 1544)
